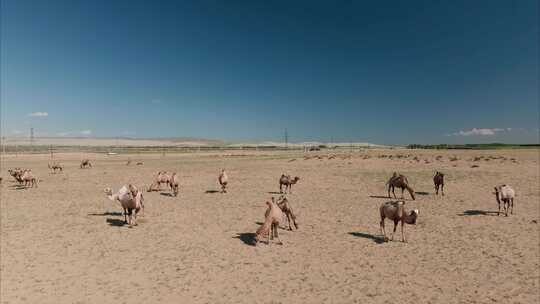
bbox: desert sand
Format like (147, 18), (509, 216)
(1, 149), (539, 303)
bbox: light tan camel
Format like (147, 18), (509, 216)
(104, 184), (144, 226)
(169, 173), (180, 196)
(147, 171), (171, 192)
(80, 159), (92, 169)
(279, 174), (300, 194)
(494, 185), (515, 216)
(48, 162), (63, 173)
(386, 172), (415, 200)
(218, 169), (228, 193)
(380, 200), (418, 242)
(256, 199), (284, 245)
(21, 170), (38, 188)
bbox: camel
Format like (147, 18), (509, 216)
(126, 158), (132, 166)
(494, 185), (515, 216)
(279, 174), (300, 194)
(136, 162), (144, 166)
(275, 196), (299, 231)
(104, 184), (144, 226)
(218, 169), (228, 193)
(8, 168), (24, 184)
(169, 173), (180, 196)
(21, 170), (38, 188)
(433, 171), (445, 196)
(256, 199), (284, 245)
(48, 162), (63, 173)
(80, 159), (92, 169)
(379, 200), (418, 242)
(147, 171), (171, 192)
(386, 172), (415, 200)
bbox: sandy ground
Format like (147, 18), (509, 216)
(1, 149), (539, 303)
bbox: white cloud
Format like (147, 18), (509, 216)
(28, 112), (49, 117)
(80, 130), (92, 135)
(451, 128), (505, 136)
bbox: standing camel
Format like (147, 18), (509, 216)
(147, 171), (171, 192)
(169, 173), (180, 196)
(275, 196), (299, 231)
(218, 169), (228, 193)
(379, 200), (419, 242)
(279, 174), (300, 194)
(80, 159), (92, 169)
(48, 162), (63, 173)
(104, 184), (144, 226)
(21, 170), (38, 188)
(433, 171), (445, 196)
(386, 172), (415, 200)
(256, 199), (284, 245)
(494, 185), (515, 216)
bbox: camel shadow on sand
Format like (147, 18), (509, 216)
(88, 212), (123, 216)
(415, 191), (429, 196)
(268, 191), (282, 194)
(106, 218), (127, 227)
(348, 232), (386, 244)
(205, 190), (220, 194)
(458, 210), (500, 216)
(233, 233), (257, 246)
(160, 192), (174, 197)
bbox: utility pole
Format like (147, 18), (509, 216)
(284, 129), (289, 149)
(30, 128), (34, 146)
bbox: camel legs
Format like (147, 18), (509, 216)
(435, 185), (439, 195)
(380, 219), (387, 241)
(441, 184), (444, 196)
(279, 183), (283, 194)
(400, 187), (405, 199)
(497, 199), (501, 216)
(272, 223), (283, 245)
(392, 186), (397, 199)
(510, 198), (514, 214)
(401, 221), (406, 242)
(391, 220), (398, 241)
(123, 208), (128, 224)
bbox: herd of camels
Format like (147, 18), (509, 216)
(5, 158), (516, 245)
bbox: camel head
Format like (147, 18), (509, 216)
(104, 187), (113, 196)
(411, 209), (419, 224)
(493, 186), (502, 201)
(292, 176), (300, 183)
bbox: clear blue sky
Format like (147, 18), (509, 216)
(1, 0), (538, 144)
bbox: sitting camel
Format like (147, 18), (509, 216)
(48, 162), (63, 173)
(386, 172), (415, 200)
(279, 174), (300, 194)
(218, 169), (228, 193)
(256, 199), (284, 245)
(433, 171), (445, 196)
(104, 184), (144, 226)
(80, 159), (92, 169)
(380, 200), (419, 242)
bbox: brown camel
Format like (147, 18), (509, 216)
(275, 196), (299, 231)
(48, 162), (63, 173)
(386, 172), (415, 200)
(279, 174), (300, 194)
(433, 171), (445, 196)
(380, 200), (419, 242)
(80, 159), (92, 169)
(8, 168), (24, 184)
